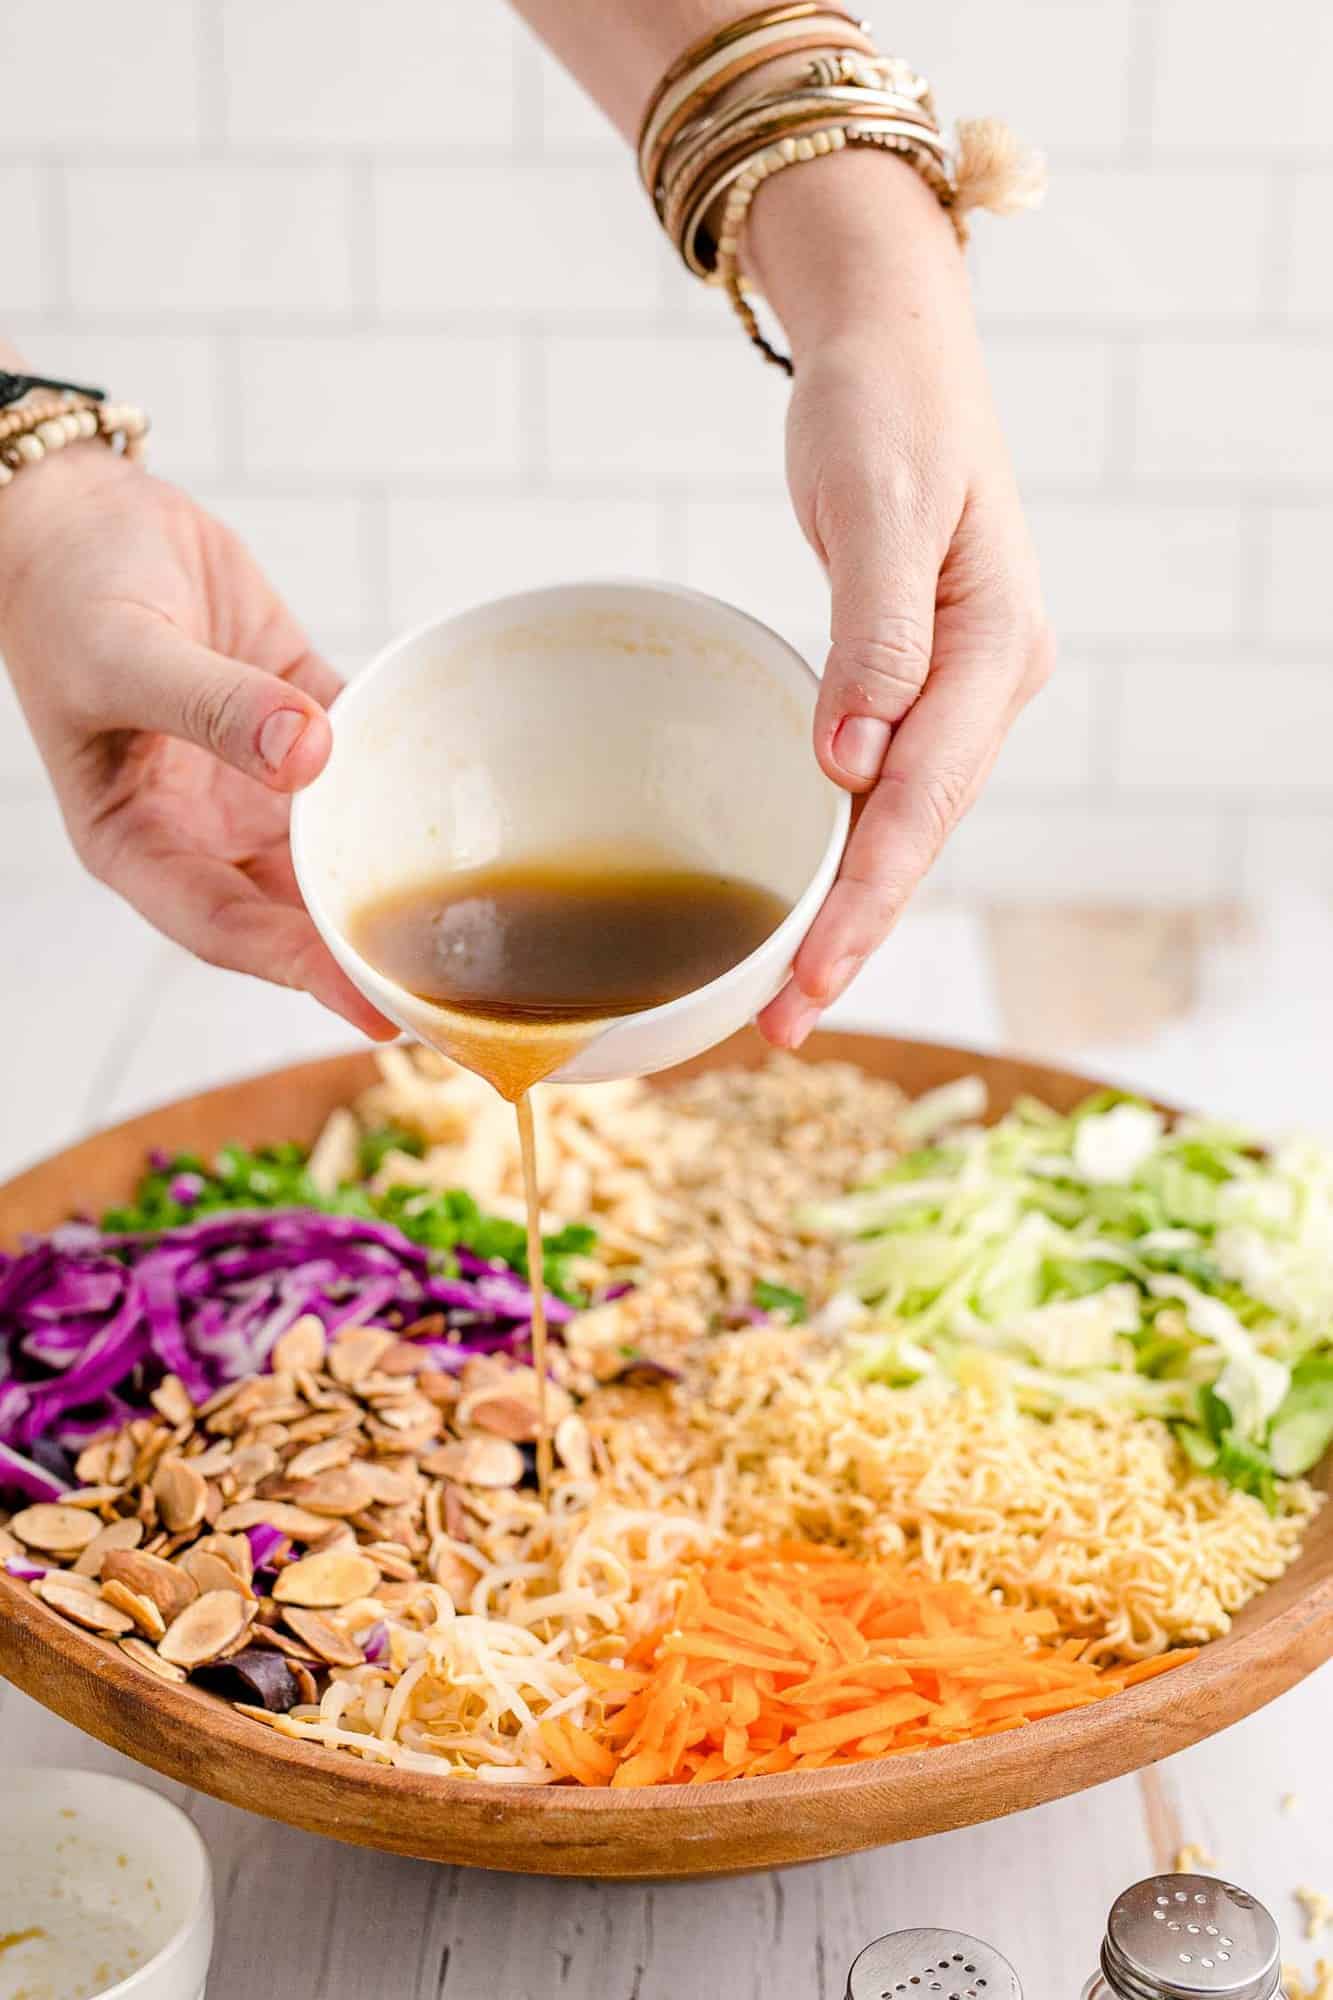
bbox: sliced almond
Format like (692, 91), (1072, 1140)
(192, 1532), (254, 1586)
(554, 1413), (593, 1480)
(306, 1521), (357, 1556)
(272, 1313), (328, 1374)
(0, 1526), (21, 1559)
(63, 1484), (126, 1510)
(273, 1549), (381, 1609)
(359, 1462), (416, 1507)
(281, 1607), (364, 1667)
(73, 1516), (144, 1578)
(362, 1540), (417, 1582)
(283, 1437), (355, 1481)
(100, 1578), (167, 1641)
(214, 1500), (331, 1540)
(327, 1327), (395, 1385)
(9, 1504), (102, 1555)
(379, 1339), (434, 1376)
(188, 1440), (234, 1479)
(429, 1544), (476, 1606)
(284, 1410), (362, 1446)
(152, 1456), (209, 1534)
(228, 1442), (282, 1486)
(291, 1662), (320, 1706)
(120, 1635), (187, 1683)
(178, 1548), (254, 1599)
(285, 1466), (375, 1517)
(102, 1548), (199, 1623)
(36, 1574), (135, 1634)
(150, 1374), (195, 1427)
(418, 1369), (461, 1409)
(159, 1588), (254, 1669)
(106, 1432), (136, 1487)
(74, 1438), (115, 1485)
(464, 1395), (541, 1443)
(247, 1625), (321, 1664)
(420, 1439), (524, 1488)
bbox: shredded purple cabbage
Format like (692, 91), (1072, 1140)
(3, 1554), (48, 1581)
(1, 1205), (563, 1496)
(362, 1619), (389, 1664)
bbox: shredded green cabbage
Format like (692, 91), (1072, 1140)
(803, 1087), (1333, 1504)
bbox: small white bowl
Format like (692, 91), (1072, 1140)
(0, 1769), (213, 2000)
(292, 579), (849, 1085)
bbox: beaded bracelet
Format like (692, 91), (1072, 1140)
(639, 5), (1044, 373)
(0, 388), (149, 489)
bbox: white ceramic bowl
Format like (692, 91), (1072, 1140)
(292, 580), (848, 1085)
(0, 1768), (213, 2000)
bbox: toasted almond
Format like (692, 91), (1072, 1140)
(100, 1578), (167, 1641)
(281, 1607), (364, 1667)
(102, 1547), (199, 1623)
(188, 1440), (234, 1478)
(159, 1588), (254, 1669)
(284, 1410), (362, 1445)
(107, 1432), (136, 1487)
(229, 1442), (282, 1486)
(0, 1526), (21, 1559)
(247, 1625), (321, 1664)
(283, 1436), (355, 1481)
(421, 1439), (524, 1488)
(359, 1463), (416, 1507)
(291, 1662), (319, 1705)
(327, 1327), (396, 1385)
(272, 1313), (328, 1374)
(120, 1635), (187, 1683)
(63, 1484), (125, 1510)
(464, 1395), (541, 1443)
(554, 1413), (593, 1480)
(9, 1504), (102, 1554)
(150, 1374), (195, 1427)
(73, 1516), (145, 1577)
(442, 1483), (471, 1540)
(418, 1369), (461, 1409)
(273, 1549), (381, 1609)
(362, 1541), (417, 1582)
(74, 1438), (115, 1485)
(285, 1466), (375, 1517)
(306, 1521), (358, 1556)
(152, 1456), (209, 1533)
(192, 1531), (254, 1585)
(429, 1544), (476, 1605)
(178, 1548), (254, 1599)
(36, 1574), (136, 1634)
(379, 1339), (434, 1376)
(214, 1500), (331, 1540)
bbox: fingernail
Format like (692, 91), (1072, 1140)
(259, 709), (307, 771)
(825, 954), (860, 1003)
(786, 997), (822, 1049)
(834, 715), (891, 782)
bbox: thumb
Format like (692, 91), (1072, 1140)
(108, 613), (333, 793)
(814, 515), (939, 794)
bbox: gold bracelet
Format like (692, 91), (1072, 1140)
(639, 11), (874, 210)
(665, 85), (952, 275)
(639, 7), (1045, 373)
(0, 390), (149, 489)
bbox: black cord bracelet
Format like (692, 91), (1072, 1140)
(0, 370), (106, 410)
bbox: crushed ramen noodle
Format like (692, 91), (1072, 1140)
(586, 1330), (1321, 1661)
(243, 1499), (714, 1779)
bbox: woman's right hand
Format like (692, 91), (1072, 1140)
(0, 442), (393, 1038)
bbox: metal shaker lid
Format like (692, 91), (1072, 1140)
(845, 1928), (1023, 2000)
(1102, 1875), (1282, 2000)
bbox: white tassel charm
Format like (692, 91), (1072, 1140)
(949, 117), (1047, 244)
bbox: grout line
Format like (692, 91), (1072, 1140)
(195, 0), (227, 146)
(38, 161), (71, 317)
(217, 329), (245, 480)
(1122, 0), (1162, 164)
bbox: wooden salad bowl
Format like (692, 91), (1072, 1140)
(2, 1030), (1331, 1880)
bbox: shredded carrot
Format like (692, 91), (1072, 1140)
(573, 1543), (1198, 1788)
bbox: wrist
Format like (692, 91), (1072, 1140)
(0, 440), (139, 637)
(741, 145), (967, 361)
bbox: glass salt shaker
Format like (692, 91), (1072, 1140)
(1083, 1875), (1286, 2000)
(845, 1928), (1024, 2000)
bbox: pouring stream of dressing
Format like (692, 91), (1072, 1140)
(349, 852), (791, 1498)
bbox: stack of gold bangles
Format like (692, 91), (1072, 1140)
(639, 2), (1043, 373)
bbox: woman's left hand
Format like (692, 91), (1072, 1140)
(746, 152), (1054, 1048)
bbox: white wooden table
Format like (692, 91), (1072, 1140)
(4, 798), (1332, 2000)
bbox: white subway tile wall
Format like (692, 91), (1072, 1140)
(1, 0), (1330, 907)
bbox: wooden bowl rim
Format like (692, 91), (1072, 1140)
(2, 1031), (1330, 1876)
